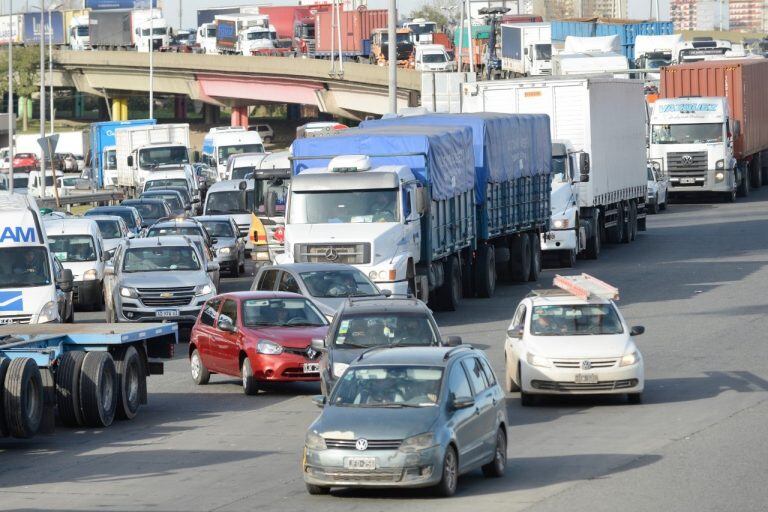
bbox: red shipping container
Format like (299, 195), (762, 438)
(660, 59), (768, 159)
(259, 5), (327, 40)
(315, 8), (388, 53)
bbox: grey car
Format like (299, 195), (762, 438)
(195, 215), (247, 277)
(251, 263), (382, 319)
(310, 297), (460, 396)
(303, 346), (508, 496)
(103, 236), (217, 325)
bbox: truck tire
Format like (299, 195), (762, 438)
(527, 233), (541, 282)
(115, 346), (143, 420)
(56, 351), (87, 427)
(475, 244), (496, 298)
(509, 234), (531, 282)
(750, 161), (762, 189)
(462, 256), (475, 299)
(607, 204), (625, 244)
(438, 257), (462, 312)
(3, 358), (43, 439)
(627, 201), (637, 243)
(559, 249), (576, 268)
(737, 171), (749, 197)
(79, 351), (118, 428)
(584, 217), (601, 260)
(39, 368), (56, 435)
(0, 357), (10, 437)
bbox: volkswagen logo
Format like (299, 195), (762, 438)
(355, 438), (368, 451)
(324, 247), (339, 262)
(681, 155), (694, 166)
(581, 360), (592, 370)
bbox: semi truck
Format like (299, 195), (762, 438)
(462, 77), (648, 266)
(258, 5), (320, 52)
(215, 14), (269, 55)
(652, 59), (768, 201)
(500, 23), (552, 77)
(633, 34), (683, 75)
(313, 8), (387, 59)
(89, 119), (156, 188)
(116, 123), (190, 191)
(88, 9), (170, 51)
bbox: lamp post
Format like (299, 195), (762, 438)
(387, 0), (396, 114)
(39, 0), (46, 198)
(149, 16), (154, 119)
(8, 0), (14, 193)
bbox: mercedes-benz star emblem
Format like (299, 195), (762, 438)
(355, 438), (368, 451)
(681, 155), (694, 166)
(324, 247), (339, 262)
(581, 360), (592, 370)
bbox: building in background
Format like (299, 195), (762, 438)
(671, 0), (732, 31)
(729, 0), (764, 32)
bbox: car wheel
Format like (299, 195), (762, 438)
(505, 355), (519, 392)
(190, 349), (210, 385)
(482, 428), (507, 478)
(520, 390), (536, 407)
(263, 137), (272, 145)
(435, 445), (458, 497)
(242, 358), (258, 395)
(305, 483), (330, 495)
(627, 392), (643, 404)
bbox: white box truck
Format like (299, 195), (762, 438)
(462, 77), (648, 266)
(500, 23), (552, 77)
(116, 124), (190, 191)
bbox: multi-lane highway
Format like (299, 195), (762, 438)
(2, 192), (768, 511)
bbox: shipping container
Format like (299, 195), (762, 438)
(22, 12), (65, 45)
(197, 7), (245, 27)
(595, 20), (673, 60)
(660, 59), (768, 160)
(551, 20), (595, 42)
(501, 15), (543, 24)
(314, 8), (387, 56)
(258, 5), (322, 40)
(453, 25), (492, 48)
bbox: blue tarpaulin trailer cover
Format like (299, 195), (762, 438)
(292, 125), (475, 201)
(361, 113), (552, 204)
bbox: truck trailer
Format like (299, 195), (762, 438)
(313, 8), (387, 59)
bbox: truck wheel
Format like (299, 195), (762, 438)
(438, 257), (462, 312)
(56, 351), (87, 427)
(627, 201), (637, 242)
(584, 218), (601, 260)
(559, 249), (576, 268)
(462, 256), (475, 299)
(750, 163), (762, 188)
(475, 244), (496, 298)
(0, 357), (10, 437)
(38, 368), (56, 435)
(3, 358), (43, 439)
(527, 233), (541, 282)
(79, 352), (118, 428)
(115, 346), (143, 420)
(737, 172), (749, 197)
(607, 204), (625, 244)
(509, 235), (531, 282)
(648, 200), (658, 214)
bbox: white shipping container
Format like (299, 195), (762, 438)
(116, 124), (190, 188)
(461, 77), (647, 208)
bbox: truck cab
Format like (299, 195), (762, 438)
(69, 16), (90, 50)
(414, 44), (453, 72)
(370, 28), (415, 65)
(240, 26), (275, 55)
(28, 170), (65, 198)
(403, 19), (437, 45)
(197, 22), (217, 54)
(674, 39), (731, 64)
(202, 127), (265, 180)
(135, 17), (171, 52)
(648, 97), (739, 200)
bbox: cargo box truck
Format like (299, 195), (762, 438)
(116, 124), (190, 191)
(501, 23), (552, 77)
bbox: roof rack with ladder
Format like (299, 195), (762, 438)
(551, 273), (619, 301)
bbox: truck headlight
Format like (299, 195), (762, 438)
(83, 269), (98, 281)
(257, 339), (283, 355)
(715, 172), (725, 183)
(120, 286), (138, 298)
(620, 351), (639, 367)
(194, 284), (213, 296)
(368, 269), (397, 281)
(332, 362), (349, 378)
(526, 352), (551, 368)
(399, 433), (436, 452)
(38, 301), (59, 323)
(552, 218), (569, 230)
(651, 161), (661, 171)
(305, 431), (327, 450)
(716, 159), (725, 169)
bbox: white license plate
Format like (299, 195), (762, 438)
(0, 318), (14, 325)
(575, 373), (598, 384)
(344, 457), (376, 470)
(681, 177), (696, 184)
(156, 309), (179, 318)
(303, 363), (320, 374)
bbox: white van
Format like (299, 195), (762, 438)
(202, 127), (265, 180)
(0, 193), (73, 324)
(44, 217), (107, 311)
(28, 170), (65, 197)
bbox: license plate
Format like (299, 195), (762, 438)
(681, 177), (696, 184)
(575, 373), (598, 384)
(0, 318), (14, 325)
(303, 363), (320, 374)
(344, 457), (376, 470)
(156, 309), (179, 318)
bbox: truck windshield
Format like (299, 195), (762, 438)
(290, 189), (399, 224)
(298, 25), (314, 38)
(76, 26), (89, 36)
(0, 177), (28, 190)
(535, 44), (552, 60)
(247, 31), (270, 40)
(422, 52), (447, 63)
(551, 155), (567, 181)
(255, 178), (288, 214)
(142, 27), (167, 36)
(381, 33), (411, 44)
(218, 144), (265, 163)
(49, 235), (97, 263)
(123, 246), (201, 272)
(407, 23), (436, 36)
(139, 147), (189, 170)
(0, 247), (52, 288)
(206, 191), (253, 214)
(652, 124), (723, 144)
(231, 167), (254, 180)
(207, 27), (216, 38)
(647, 58), (670, 69)
(531, 304), (624, 336)
(105, 150), (117, 170)
(95, 219), (122, 239)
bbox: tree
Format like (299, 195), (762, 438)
(0, 46), (42, 131)
(408, 2), (456, 31)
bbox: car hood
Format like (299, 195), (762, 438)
(103, 238), (122, 252)
(524, 334), (635, 359)
(241, 325), (328, 349)
(120, 270), (208, 288)
(213, 237), (237, 250)
(312, 404), (440, 441)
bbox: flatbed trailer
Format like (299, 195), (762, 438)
(0, 323), (177, 439)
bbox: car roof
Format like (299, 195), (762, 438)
(143, 189), (184, 197)
(208, 180), (254, 192)
(126, 235), (192, 248)
(83, 215), (125, 223)
(43, 217), (100, 235)
(88, 206), (135, 212)
(195, 215), (235, 222)
(123, 198), (167, 204)
(217, 291), (307, 301)
(340, 297), (428, 314)
(352, 346), (476, 367)
(526, 290), (612, 307)
(260, 263), (362, 273)
(149, 219), (201, 228)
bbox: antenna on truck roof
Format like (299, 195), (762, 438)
(552, 274), (619, 301)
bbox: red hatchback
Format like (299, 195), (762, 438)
(12, 153), (38, 171)
(189, 291), (329, 394)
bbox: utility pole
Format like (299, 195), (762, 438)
(149, 16), (154, 119)
(387, 0), (397, 114)
(39, 0), (46, 198)
(48, 5), (54, 134)
(8, 0), (14, 193)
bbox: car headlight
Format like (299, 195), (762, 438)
(305, 431), (327, 450)
(552, 218), (569, 230)
(620, 351), (639, 367)
(120, 286), (138, 298)
(526, 352), (551, 368)
(257, 339), (283, 355)
(38, 301), (59, 323)
(332, 362), (349, 378)
(715, 171), (725, 182)
(218, 247), (231, 255)
(83, 269), (98, 281)
(399, 433), (436, 453)
(194, 284), (213, 296)
(716, 159), (725, 169)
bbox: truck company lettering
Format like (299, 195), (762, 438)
(659, 104), (718, 113)
(0, 226), (36, 243)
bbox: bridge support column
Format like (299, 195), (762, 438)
(112, 97), (129, 121)
(74, 92), (85, 119)
(174, 95), (187, 120)
(231, 106), (249, 127)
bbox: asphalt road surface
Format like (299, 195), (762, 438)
(2, 190), (768, 511)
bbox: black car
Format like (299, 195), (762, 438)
(122, 198), (173, 229)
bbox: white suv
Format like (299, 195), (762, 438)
(248, 124), (274, 144)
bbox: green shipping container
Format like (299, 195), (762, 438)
(453, 25), (492, 47)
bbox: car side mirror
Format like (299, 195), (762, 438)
(206, 262), (220, 273)
(452, 396), (475, 410)
(104, 263), (115, 276)
(311, 338), (326, 352)
(127, 155), (134, 167)
(217, 315), (236, 332)
(506, 326), (524, 338)
(312, 395), (326, 408)
(192, 197), (201, 204)
(443, 335), (462, 347)
(630, 325), (645, 336)
(57, 269), (74, 292)
(211, 237), (218, 245)
(380, 289), (392, 297)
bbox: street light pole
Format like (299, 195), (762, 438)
(149, 16), (154, 119)
(48, 5), (53, 134)
(39, 0), (46, 198)
(8, 0), (14, 193)
(387, 0), (396, 114)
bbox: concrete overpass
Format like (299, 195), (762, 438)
(51, 50), (422, 121)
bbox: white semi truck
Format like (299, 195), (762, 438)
(462, 77), (648, 266)
(116, 124), (190, 192)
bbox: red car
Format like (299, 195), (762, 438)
(12, 153), (39, 171)
(189, 291), (329, 394)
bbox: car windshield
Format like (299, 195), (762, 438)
(530, 304), (624, 336)
(138, 146), (189, 170)
(122, 246), (200, 272)
(242, 298), (326, 327)
(218, 144), (265, 163)
(290, 189), (399, 224)
(95, 219), (123, 239)
(60, 177), (79, 187)
(144, 194), (182, 211)
(200, 221), (234, 238)
(0, 247), (52, 288)
(48, 235), (97, 263)
(145, 179), (188, 192)
(333, 313), (437, 348)
(231, 167), (254, 180)
(331, 366), (443, 407)
(422, 52), (446, 63)
(92, 209), (137, 228)
(205, 191), (253, 214)
(146, 225), (203, 238)
(300, 269), (378, 298)
(125, 202), (167, 220)
(652, 123), (723, 144)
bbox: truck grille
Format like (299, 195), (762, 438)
(552, 359), (618, 369)
(531, 379), (638, 391)
(0, 314), (32, 325)
(294, 243), (371, 264)
(137, 286), (195, 307)
(666, 151), (707, 176)
(324, 439), (402, 450)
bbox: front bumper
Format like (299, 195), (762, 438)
(74, 279), (102, 306)
(303, 445), (443, 488)
(668, 169), (734, 193)
(521, 361), (644, 395)
(540, 229), (577, 252)
(250, 352), (320, 382)
(116, 296), (211, 325)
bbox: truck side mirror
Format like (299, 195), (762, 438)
(579, 153), (591, 183)
(127, 155), (134, 167)
(57, 269), (74, 293)
(732, 120), (741, 137)
(193, 151), (200, 163)
(415, 187), (429, 214)
(524, 47), (528, 55)
(265, 191), (278, 217)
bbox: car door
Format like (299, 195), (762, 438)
(463, 357), (498, 463)
(194, 298), (222, 370)
(444, 361), (481, 473)
(213, 298), (241, 375)
(277, 270), (301, 294)
(506, 304), (527, 372)
(254, 268), (280, 292)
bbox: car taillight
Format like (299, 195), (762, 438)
(274, 226), (285, 243)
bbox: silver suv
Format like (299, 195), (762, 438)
(104, 236), (217, 325)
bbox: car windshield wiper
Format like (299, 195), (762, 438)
(279, 322), (324, 327)
(246, 322), (279, 327)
